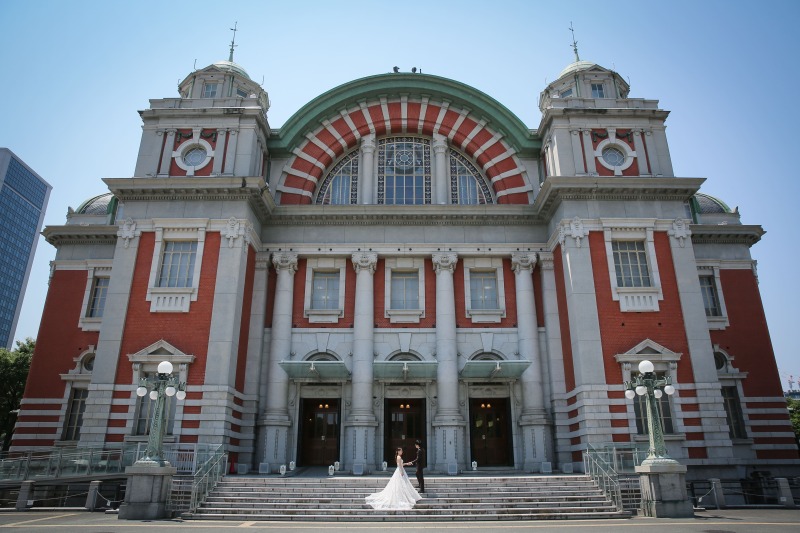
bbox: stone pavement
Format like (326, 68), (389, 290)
(0, 508), (798, 532)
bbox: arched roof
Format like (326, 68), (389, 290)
(267, 73), (539, 156)
(694, 192), (732, 214)
(76, 192), (115, 215)
(558, 60), (598, 78)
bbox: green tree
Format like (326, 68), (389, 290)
(788, 397), (800, 446)
(0, 338), (34, 450)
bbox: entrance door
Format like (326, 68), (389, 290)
(384, 399), (426, 464)
(299, 399), (340, 466)
(469, 398), (512, 466)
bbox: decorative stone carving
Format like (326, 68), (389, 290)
(224, 217), (241, 248)
(351, 252), (378, 274)
(432, 252), (458, 274)
(668, 219), (691, 248)
(255, 252), (271, 270)
(511, 252), (537, 273)
(272, 252), (298, 272)
(538, 253), (554, 271)
(360, 135), (376, 154)
(558, 217), (587, 248)
(117, 218), (138, 249)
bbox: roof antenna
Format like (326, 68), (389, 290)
(568, 22), (580, 62)
(229, 21), (238, 62)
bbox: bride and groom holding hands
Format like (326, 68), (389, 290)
(365, 440), (426, 510)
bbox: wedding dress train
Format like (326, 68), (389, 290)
(364, 457), (422, 510)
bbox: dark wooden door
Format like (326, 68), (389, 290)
(384, 399), (426, 464)
(299, 399), (340, 466)
(469, 398), (512, 466)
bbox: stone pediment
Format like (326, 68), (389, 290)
(127, 339), (195, 365)
(614, 338), (681, 364)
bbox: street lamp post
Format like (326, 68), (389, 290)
(119, 360), (186, 520)
(623, 359), (692, 518)
(623, 359), (677, 465)
(135, 361), (187, 466)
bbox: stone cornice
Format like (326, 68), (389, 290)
(42, 225), (118, 247)
(264, 204), (539, 226)
(102, 177), (276, 222)
(532, 176), (706, 220)
(689, 224), (765, 246)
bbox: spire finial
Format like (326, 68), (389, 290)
(228, 22), (238, 62)
(568, 22), (580, 62)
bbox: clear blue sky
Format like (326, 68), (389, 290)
(1, 0), (798, 386)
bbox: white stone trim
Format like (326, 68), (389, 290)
(602, 220), (663, 312)
(277, 184), (314, 198)
(463, 257), (506, 323)
(145, 219), (208, 313)
(77, 261), (112, 331)
(384, 257), (426, 323)
(303, 257), (347, 323)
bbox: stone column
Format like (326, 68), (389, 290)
(511, 253), (550, 471)
(158, 130), (175, 177)
(360, 135), (376, 204)
(346, 252), (379, 474)
(569, 129), (585, 175)
(212, 129), (227, 175)
(539, 253), (565, 467)
(582, 130), (597, 174)
(246, 252), (270, 469)
(432, 134), (449, 204)
(223, 129), (239, 175)
(632, 129), (650, 176)
(261, 252), (298, 472)
(431, 252), (465, 473)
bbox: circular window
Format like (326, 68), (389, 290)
(83, 355), (95, 372)
(714, 352), (727, 370)
(183, 146), (207, 167)
(602, 146), (626, 167)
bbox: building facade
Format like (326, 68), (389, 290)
(12, 55), (799, 479)
(0, 148), (51, 349)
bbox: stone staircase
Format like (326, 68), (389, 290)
(185, 474), (631, 521)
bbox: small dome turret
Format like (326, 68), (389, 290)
(77, 192), (115, 215)
(211, 60), (250, 80)
(694, 193), (733, 214)
(68, 192), (117, 225)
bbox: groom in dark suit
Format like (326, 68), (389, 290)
(408, 439), (425, 493)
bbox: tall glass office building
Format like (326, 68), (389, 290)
(0, 149), (51, 349)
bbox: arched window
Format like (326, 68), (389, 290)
(378, 138), (431, 205)
(316, 151), (358, 205)
(450, 152), (491, 204)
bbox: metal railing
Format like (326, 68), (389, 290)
(0, 443), (220, 482)
(167, 446), (227, 513)
(583, 443), (645, 512)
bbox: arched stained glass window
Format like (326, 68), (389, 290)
(377, 138), (431, 205)
(450, 152), (492, 204)
(316, 151), (358, 205)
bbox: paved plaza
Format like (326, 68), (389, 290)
(0, 509), (799, 532)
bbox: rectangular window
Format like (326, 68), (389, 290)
(632, 375), (674, 435)
(236, 87), (248, 98)
(591, 83), (605, 98)
(86, 277), (109, 318)
(612, 241), (651, 288)
(470, 271), (499, 310)
(311, 271), (339, 310)
(157, 241), (198, 288)
(699, 275), (721, 317)
(391, 271), (419, 310)
(722, 386), (747, 439)
(202, 83), (219, 98)
(559, 88), (573, 98)
(62, 388), (88, 441)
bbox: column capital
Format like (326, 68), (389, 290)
(432, 252), (458, 274)
(255, 252), (271, 270)
(511, 252), (537, 273)
(360, 134), (376, 154)
(272, 251), (298, 273)
(351, 251), (378, 274)
(538, 252), (555, 271)
(432, 134), (448, 154)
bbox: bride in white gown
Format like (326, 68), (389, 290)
(365, 447), (422, 510)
